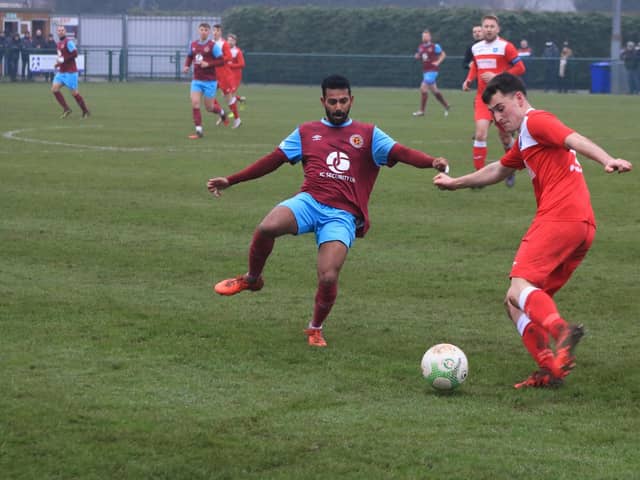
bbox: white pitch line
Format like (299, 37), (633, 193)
(2, 125), (152, 152)
(1, 125), (274, 154)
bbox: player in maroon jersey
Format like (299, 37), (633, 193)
(207, 75), (449, 347)
(51, 25), (90, 119)
(413, 29), (450, 117)
(434, 73), (632, 388)
(183, 23), (228, 139)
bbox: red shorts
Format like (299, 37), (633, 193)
(510, 220), (595, 296)
(474, 95), (493, 122)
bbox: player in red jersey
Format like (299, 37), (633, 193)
(463, 14), (525, 187)
(413, 29), (450, 117)
(183, 23), (228, 139)
(51, 25), (90, 119)
(227, 34), (246, 104)
(434, 73), (632, 388)
(212, 24), (241, 129)
(207, 75), (449, 347)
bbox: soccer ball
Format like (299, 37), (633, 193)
(421, 343), (468, 391)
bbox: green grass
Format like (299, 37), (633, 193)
(1, 81), (639, 479)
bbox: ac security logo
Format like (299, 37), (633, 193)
(321, 151), (355, 183)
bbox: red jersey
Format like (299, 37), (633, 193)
(214, 39), (232, 90)
(229, 46), (245, 88)
(501, 109), (595, 225)
(467, 37), (524, 95)
(297, 121), (385, 237)
(56, 37), (78, 73)
(186, 40), (217, 81)
(416, 42), (443, 72)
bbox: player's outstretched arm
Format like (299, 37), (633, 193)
(388, 143), (449, 172)
(206, 148), (288, 198)
(565, 132), (633, 174)
(433, 161), (514, 190)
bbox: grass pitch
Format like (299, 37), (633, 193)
(1, 81), (639, 479)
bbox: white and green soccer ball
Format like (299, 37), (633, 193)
(421, 343), (468, 391)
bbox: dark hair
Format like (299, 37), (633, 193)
(199, 22), (210, 29)
(482, 73), (527, 104)
(321, 74), (351, 96)
(213, 24), (222, 29)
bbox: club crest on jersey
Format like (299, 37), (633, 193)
(349, 134), (364, 149)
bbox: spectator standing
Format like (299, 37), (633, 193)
(31, 29), (45, 81)
(44, 33), (57, 82)
(517, 39), (533, 85)
(543, 41), (559, 92)
(620, 41), (639, 94)
(0, 31), (6, 77)
(7, 32), (21, 82)
(463, 25), (483, 71)
(21, 31), (33, 80)
(558, 41), (573, 93)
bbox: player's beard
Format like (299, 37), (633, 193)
(325, 107), (350, 126)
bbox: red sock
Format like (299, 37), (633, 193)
(192, 108), (202, 127)
(311, 282), (338, 328)
(53, 91), (69, 110)
(472, 145), (487, 170)
(248, 229), (274, 279)
(72, 93), (88, 113)
(420, 92), (428, 111)
(230, 101), (239, 119)
(521, 322), (553, 369)
(523, 289), (567, 340)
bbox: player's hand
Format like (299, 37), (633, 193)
(207, 177), (230, 197)
(182, 66), (189, 73)
(462, 80), (470, 91)
(433, 173), (457, 190)
(201, 61), (208, 68)
(604, 158), (632, 174)
(480, 72), (496, 83)
(432, 157), (449, 173)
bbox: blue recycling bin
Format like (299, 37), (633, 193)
(590, 62), (611, 94)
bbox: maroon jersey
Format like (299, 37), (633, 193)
(416, 42), (442, 72)
(186, 40), (217, 81)
(296, 120), (384, 237)
(56, 37), (78, 73)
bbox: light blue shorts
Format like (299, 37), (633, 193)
(279, 192), (357, 248)
(422, 71), (439, 85)
(53, 72), (79, 90)
(191, 80), (218, 98)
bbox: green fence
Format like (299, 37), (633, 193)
(2, 47), (610, 92)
